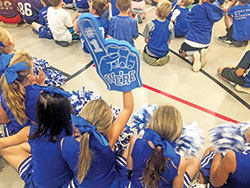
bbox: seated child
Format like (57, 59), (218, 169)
(31, 0), (53, 39)
(0, 27), (15, 56)
(76, 0), (90, 13)
(218, 0), (250, 47)
(170, 0), (193, 37)
(17, 0), (44, 24)
(142, 0), (174, 66)
(0, 0), (22, 25)
(217, 50), (250, 94)
(179, 0), (223, 72)
(129, 0), (146, 24)
(109, 0), (138, 47)
(48, 0), (79, 47)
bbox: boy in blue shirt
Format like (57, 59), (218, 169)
(218, 0), (250, 47)
(179, 0), (223, 72)
(108, 0), (138, 47)
(17, 0), (43, 24)
(31, 0), (53, 39)
(142, 0), (173, 66)
(170, 0), (193, 38)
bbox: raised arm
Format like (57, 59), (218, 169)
(107, 91), (134, 149)
(210, 151), (236, 187)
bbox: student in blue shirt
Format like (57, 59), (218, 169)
(17, 0), (44, 24)
(109, 0), (138, 47)
(178, 0), (223, 72)
(218, 0), (250, 47)
(142, 0), (174, 66)
(76, 0), (90, 13)
(31, 0), (53, 39)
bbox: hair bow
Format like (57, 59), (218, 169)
(0, 54), (14, 76)
(32, 84), (72, 98)
(71, 114), (109, 146)
(4, 61), (30, 84)
(143, 128), (177, 161)
(0, 41), (5, 47)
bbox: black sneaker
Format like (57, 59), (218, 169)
(231, 40), (248, 47)
(218, 35), (232, 44)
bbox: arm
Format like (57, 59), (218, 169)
(210, 151), (236, 187)
(0, 126), (29, 150)
(173, 156), (186, 188)
(0, 102), (10, 124)
(127, 135), (138, 170)
(107, 91), (134, 150)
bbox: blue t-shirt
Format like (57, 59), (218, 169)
(186, 2), (223, 44)
(0, 0), (20, 18)
(147, 19), (171, 57)
(38, 6), (53, 39)
(110, 0), (119, 16)
(130, 138), (181, 188)
(0, 85), (41, 135)
(62, 135), (128, 187)
(17, 0), (43, 24)
(109, 16), (138, 46)
(173, 6), (190, 37)
(76, 0), (89, 9)
(228, 4), (250, 41)
(29, 125), (73, 187)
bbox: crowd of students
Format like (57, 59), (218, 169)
(0, 0), (250, 187)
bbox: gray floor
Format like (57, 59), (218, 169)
(0, 4), (250, 188)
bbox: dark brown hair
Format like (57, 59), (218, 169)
(49, 0), (60, 6)
(117, 0), (131, 11)
(92, 0), (106, 16)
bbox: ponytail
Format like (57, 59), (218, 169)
(142, 146), (168, 188)
(77, 132), (92, 183)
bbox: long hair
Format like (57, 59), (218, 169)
(0, 50), (33, 125)
(142, 105), (183, 188)
(77, 99), (113, 183)
(0, 27), (14, 54)
(29, 91), (73, 142)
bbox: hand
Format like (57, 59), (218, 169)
(33, 69), (45, 85)
(77, 13), (142, 92)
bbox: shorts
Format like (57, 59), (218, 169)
(179, 42), (207, 54)
(0, 14), (22, 24)
(38, 26), (53, 39)
(18, 156), (33, 187)
(183, 171), (192, 188)
(200, 151), (216, 184)
(143, 46), (170, 66)
(221, 68), (246, 86)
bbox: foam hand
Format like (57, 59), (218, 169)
(77, 13), (142, 92)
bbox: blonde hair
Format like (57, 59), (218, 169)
(142, 104), (183, 188)
(0, 27), (13, 53)
(156, 0), (172, 18)
(117, 0), (131, 11)
(182, 0), (193, 7)
(77, 99), (113, 183)
(0, 49), (33, 125)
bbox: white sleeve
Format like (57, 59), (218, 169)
(170, 9), (181, 21)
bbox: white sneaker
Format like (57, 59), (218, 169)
(193, 51), (201, 72)
(200, 49), (207, 67)
(235, 84), (250, 94)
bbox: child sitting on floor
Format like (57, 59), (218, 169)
(109, 0), (138, 47)
(48, 0), (79, 47)
(31, 0), (53, 39)
(0, 0), (22, 26)
(142, 0), (174, 66)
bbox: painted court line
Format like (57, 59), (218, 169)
(142, 84), (239, 123)
(146, 6), (156, 12)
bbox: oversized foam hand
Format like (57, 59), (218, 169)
(78, 13), (142, 92)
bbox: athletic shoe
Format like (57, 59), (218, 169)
(231, 41), (248, 48)
(137, 14), (142, 24)
(200, 49), (207, 67)
(192, 51), (201, 72)
(218, 35), (232, 44)
(235, 84), (250, 94)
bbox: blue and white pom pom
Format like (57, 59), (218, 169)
(33, 57), (66, 86)
(209, 122), (250, 154)
(131, 104), (204, 157)
(69, 87), (102, 114)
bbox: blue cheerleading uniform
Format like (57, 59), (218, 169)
(146, 19), (171, 57)
(76, 0), (89, 10)
(186, 2), (223, 44)
(17, 0), (43, 24)
(0, 85), (41, 135)
(61, 135), (129, 188)
(130, 138), (181, 188)
(38, 7), (53, 39)
(173, 6), (190, 37)
(109, 16), (138, 46)
(228, 4), (250, 42)
(18, 125), (73, 188)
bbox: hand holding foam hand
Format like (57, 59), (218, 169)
(77, 13), (142, 92)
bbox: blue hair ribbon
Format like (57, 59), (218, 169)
(0, 41), (5, 47)
(32, 84), (72, 98)
(4, 61), (30, 84)
(0, 53), (14, 77)
(71, 114), (110, 146)
(143, 129), (177, 161)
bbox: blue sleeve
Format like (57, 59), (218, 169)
(132, 19), (139, 39)
(108, 18), (114, 37)
(39, 9), (45, 25)
(228, 6), (234, 16)
(33, 0), (43, 12)
(104, 20), (109, 38)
